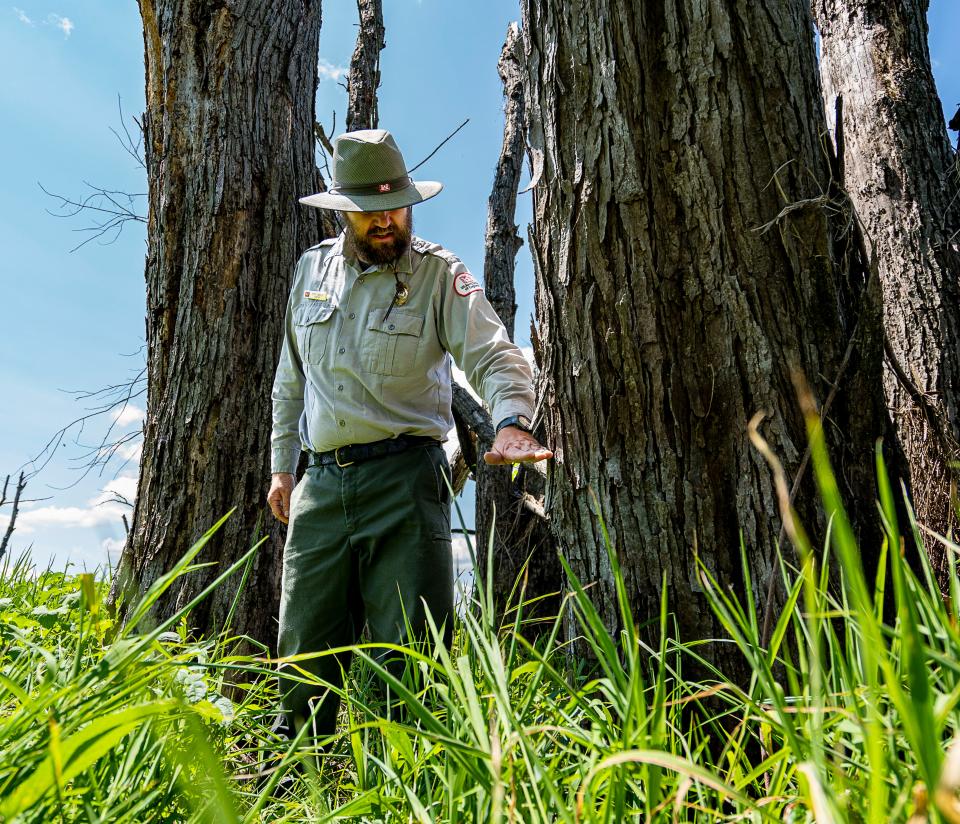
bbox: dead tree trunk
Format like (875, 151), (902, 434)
(113, 0), (335, 644)
(346, 0), (385, 133)
(521, 0), (896, 673)
(0, 473), (26, 562)
(475, 23), (560, 622)
(813, 0), (960, 583)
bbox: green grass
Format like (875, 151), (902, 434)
(3, 427), (960, 822)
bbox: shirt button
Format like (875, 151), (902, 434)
(338, 420), (345, 427)
(338, 347), (345, 354)
(349, 312), (356, 319)
(388, 324), (395, 331)
(337, 384), (343, 391)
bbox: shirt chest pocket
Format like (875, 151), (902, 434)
(293, 302), (335, 365)
(363, 309), (425, 377)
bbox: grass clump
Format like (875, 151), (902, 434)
(3, 424), (960, 821)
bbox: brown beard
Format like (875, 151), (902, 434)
(345, 209), (413, 266)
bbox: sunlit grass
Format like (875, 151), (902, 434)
(3, 425), (960, 821)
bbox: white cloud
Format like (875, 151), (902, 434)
(90, 475), (138, 507)
(118, 440), (143, 463)
(101, 537), (125, 565)
(452, 534), (474, 571)
(13, 7), (33, 24)
(0, 475), (137, 535)
(112, 404), (145, 428)
(14, 503), (127, 533)
(318, 58), (347, 82)
(46, 12), (72, 37)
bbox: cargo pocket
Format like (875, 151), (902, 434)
(294, 302), (335, 365)
(423, 447), (452, 539)
(363, 309), (425, 376)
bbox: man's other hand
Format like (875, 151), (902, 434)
(483, 426), (554, 465)
(267, 473), (296, 524)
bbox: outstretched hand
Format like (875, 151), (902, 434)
(483, 426), (553, 465)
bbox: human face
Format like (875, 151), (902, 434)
(343, 206), (413, 265)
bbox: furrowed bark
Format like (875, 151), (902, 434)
(813, 0), (960, 586)
(521, 0), (896, 675)
(346, 0), (385, 133)
(475, 22), (560, 622)
(113, 0), (336, 645)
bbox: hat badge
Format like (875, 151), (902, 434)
(378, 182), (392, 193)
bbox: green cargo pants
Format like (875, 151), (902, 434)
(277, 441), (453, 736)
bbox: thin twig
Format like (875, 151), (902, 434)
(406, 118), (470, 175)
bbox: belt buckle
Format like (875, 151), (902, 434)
(335, 447), (354, 468)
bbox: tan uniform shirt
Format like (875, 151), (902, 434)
(270, 232), (535, 474)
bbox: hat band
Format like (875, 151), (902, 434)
(328, 175), (412, 197)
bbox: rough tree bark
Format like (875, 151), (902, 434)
(475, 23), (560, 621)
(112, 0), (336, 644)
(521, 0), (896, 668)
(813, 0), (960, 583)
(345, 0), (385, 133)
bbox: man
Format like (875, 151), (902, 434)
(267, 129), (552, 737)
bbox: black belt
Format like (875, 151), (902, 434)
(310, 434), (439, 468)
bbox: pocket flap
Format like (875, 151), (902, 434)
(367, 309), (424, 336)
(294, 302), (335, 326)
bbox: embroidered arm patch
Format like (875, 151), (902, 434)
(454, 272), (483, 297)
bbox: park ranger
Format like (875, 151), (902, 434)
(267, 129), (552, 737)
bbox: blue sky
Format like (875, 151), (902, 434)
(0, 1), (957, 572)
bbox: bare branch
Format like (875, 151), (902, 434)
(38, 96), (146, 251)
(314, 120), (335, 156)
(27, 360), (146, 489)
(108, 95), (146, 170)
(38, 181), (146, 252)
(99, 490), (135, 509)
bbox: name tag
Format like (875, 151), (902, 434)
(304, 290), (330, 301)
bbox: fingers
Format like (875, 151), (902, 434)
(483, 445), (554, 465)
(267, 488), (289, 524)
(267, 476), (294, 524)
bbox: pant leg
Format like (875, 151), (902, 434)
(352, 444), (454, 668)
(277, 464), (363, 736)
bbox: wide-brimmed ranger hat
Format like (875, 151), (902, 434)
(299, 129), (443, 212)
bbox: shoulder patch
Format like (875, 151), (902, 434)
(453, 271), (483, 297)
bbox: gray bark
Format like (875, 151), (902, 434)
(346, 0), (385, 133)
(0, 473), (26, 562)
(813, 0), (960, 582)
(113, 0), (336, 645)
(475, 23), (560, 621)
(521, 0), (895, 669)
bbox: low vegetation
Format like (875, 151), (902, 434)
(2, 419), (960, 822)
